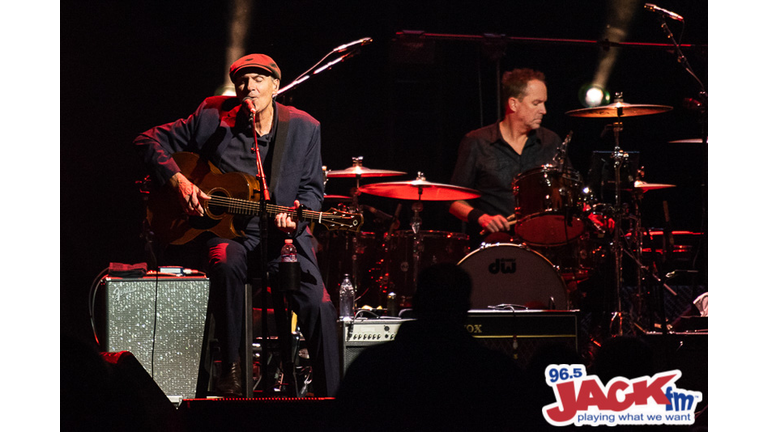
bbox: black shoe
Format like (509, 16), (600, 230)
(215, 361), (243, 397)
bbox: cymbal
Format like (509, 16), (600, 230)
(358, 176), (481, 201)
(566, 101), (673, 118)
(322, 194), (353, 201)
(325, 165), (407, 178)
(669, 138), (707, 144)
(634, 180), (676, 191)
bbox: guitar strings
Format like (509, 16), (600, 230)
(206, 195), (345, 223)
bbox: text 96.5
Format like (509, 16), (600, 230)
(546, 365), (587, 384)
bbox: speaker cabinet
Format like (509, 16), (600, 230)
(99, 275), (210, 400)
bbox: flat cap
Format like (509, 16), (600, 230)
(229, 54), (281, 82)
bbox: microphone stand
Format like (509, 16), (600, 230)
(246, 107), (271, 398)
(249, 104), (300, 397)
(248, 109), (271, 202)
(277, 38), (371, 97)
(653, 13), (708, 288)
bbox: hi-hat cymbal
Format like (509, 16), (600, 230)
(358, 176), (481, 201)
(325, 165), (407, 178)
(566, 101), (673, 118)
(634, 180), (676, 191)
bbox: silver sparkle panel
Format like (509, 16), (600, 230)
(104, 276), (210, 400)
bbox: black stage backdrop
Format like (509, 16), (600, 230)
(61, 0), (707, 341)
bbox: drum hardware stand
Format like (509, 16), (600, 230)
(347, 158), (366, 305)
(407, 172), (428, 301)
(607, 93), (630, 336)
(626, 189), (648, 333)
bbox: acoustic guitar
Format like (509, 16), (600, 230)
(146, 152), (363, 245)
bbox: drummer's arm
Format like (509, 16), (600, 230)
(449, 200), (511, 233)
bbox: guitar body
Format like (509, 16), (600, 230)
(146, 152), (262, 245)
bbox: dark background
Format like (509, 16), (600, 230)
(61, 0), (708, 341)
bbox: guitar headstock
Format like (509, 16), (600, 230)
(320, 208), (364, 233)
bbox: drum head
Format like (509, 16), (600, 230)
(458, 243), (568, 310)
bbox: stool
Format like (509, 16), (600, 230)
(242, 274), (301, 397)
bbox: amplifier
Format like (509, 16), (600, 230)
(99, 275), (210, 400)
(338, 311), (578, 375)
(466, 309), (579, 369)
(338, 317), (413, 375)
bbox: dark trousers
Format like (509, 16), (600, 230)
(165, 235), (341, 396)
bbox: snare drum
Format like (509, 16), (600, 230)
(458, 243), (569, 310)
(512, 165), (587, 246)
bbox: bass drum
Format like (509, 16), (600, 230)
(458, 243), (569, 310)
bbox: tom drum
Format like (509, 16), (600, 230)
(512, 165), (587, 246)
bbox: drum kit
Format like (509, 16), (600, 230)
(317, 157), (478, 311)
(317, 95), (695, 335)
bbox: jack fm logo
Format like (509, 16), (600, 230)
(542, 365), (703, 427)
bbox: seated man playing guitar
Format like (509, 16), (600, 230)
(134, 53), (348, 397)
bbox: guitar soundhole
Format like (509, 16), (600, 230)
(206, 190), (229, 217)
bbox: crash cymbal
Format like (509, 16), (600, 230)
(566, 101), (673, 118)
(325, 165), (407, 178)
(326, 166), (407, 178)
(634, 180), (676, 191)
(358, 174), (481, 201)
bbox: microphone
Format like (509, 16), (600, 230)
(333, 37), (373, 53)
(644, 3), (684, 21)
(360, 204), (396, 223)
(243, 98), (257, 114)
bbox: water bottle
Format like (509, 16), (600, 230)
(339, 274), (355, 321)
(279, 239), (299, 291)
(280, 239), (298, 262)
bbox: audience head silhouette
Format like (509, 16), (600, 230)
(413, 262), (472, 323)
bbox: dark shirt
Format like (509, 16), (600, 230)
(450, 122), (564, 221)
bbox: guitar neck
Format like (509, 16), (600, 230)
(208, 196), (324, 223)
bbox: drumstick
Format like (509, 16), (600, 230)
(479, 215), (517, 236)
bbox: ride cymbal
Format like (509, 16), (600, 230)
(566, 101), (672, 118)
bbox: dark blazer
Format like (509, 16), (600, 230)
(134, 96), (324, 259)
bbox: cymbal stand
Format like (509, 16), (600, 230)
(628, 190), (646, 332)
(607, 97), (628, 335)
(408, 173), (427, 299)
(620, 189), (651, 334)
(349, 159), (364, 306)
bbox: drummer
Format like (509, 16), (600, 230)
(449, 68), (568, 247)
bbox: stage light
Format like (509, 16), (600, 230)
(579, 84), (611, 107)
